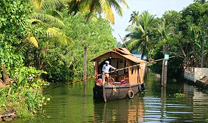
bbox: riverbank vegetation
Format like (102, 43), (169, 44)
(0, 0), (208, 119)
(0, 0), (125, 117)
(124, 0), (208, 78)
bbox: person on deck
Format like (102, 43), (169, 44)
(102, 61), (116, 83)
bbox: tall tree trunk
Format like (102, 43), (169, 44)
(83, 46), (87, 81)
(85, 0), (95, 24)
(141, 42), (147, 59)
(85, 11), (93, 24)
(84, 1), (95, 80)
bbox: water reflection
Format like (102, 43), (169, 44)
(161, 87), (167, 120)
(94, 93), (145, 122)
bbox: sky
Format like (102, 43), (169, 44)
(111, 0), (194, 42)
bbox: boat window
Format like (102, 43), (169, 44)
(131, 68), (134, 74)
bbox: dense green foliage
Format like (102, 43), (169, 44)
(124, 2), (208, 78)
(26, 11), (116, 81)
(0, 0), (33, 47)
(0, 0), (117, 117)
(63, 11), (116, 76)
(0, 0), (50, 117)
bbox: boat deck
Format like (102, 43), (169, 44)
(96, 82), (130, 87)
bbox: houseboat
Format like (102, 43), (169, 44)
(90, 47), (147, 102)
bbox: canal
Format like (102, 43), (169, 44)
(14, 72), (208, 123)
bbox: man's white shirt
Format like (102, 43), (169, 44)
(102, 64), (116, 73)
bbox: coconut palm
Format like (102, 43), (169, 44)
(157, 18), (175, 43)
(30, 0), (73, 45)
(79, 0), (129, 24)
(129, 11), (139, 25)
(25, 0), (74, 69)
(31, 0), (77, 11)
(126, 11), (155, 59)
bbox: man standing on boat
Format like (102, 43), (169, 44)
(102, 61), (116, 83)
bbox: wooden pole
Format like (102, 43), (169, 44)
(163, 60), (168, 87)
(161, 60), (164, 87)
(162, 45), (168, 87)
(84, 46), (87, 83)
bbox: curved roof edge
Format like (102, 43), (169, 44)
(90, 47), (146, 63)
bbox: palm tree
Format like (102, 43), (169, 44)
(30, 0), (73, 45)
(79, 0), (129, 24)
(27, 0), (74, 68)
(157, 18), (175, 43)
(126, 11), (155, 59)
(31, 0), (79, 11)
(129, 11), (139, 25)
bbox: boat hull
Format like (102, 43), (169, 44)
(93, 83), (144, 102)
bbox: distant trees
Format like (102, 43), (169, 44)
(124, 2), (208, 77)
(181, 2), (208, 67)
(126, 11), (155, 59)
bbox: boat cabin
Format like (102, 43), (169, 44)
(90, 47), (147, 86)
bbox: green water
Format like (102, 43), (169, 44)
(14, 73), (208, 123)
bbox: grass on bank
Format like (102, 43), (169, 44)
(0, 79), (50, 117)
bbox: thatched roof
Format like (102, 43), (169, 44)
(90, 47), (146, 63)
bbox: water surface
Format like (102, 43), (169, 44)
(14, 73), (208, 123)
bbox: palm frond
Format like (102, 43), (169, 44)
(46, 27), (73, 45)
(188, 51), (200, 56)
(31, 0), (44, 10)
(53, 10), (64, 19)
(79, 0), (92, 12)
(137, 24), (145, 34)
(120, 0), (129, 8)
(81, 0), (128, 24)
(103, 3), (115, 24)
(108, 0), (123, 16)
(31, 13), (65, 28)
(129, 11), (139, 25)
(40, 0), (72, 11)
(127, 39), (142, 52)
(140, 11), (155, 30)
(27, 19), (42, 24)
(28, 37), (38, 48)
(194, 42), (202, 49)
